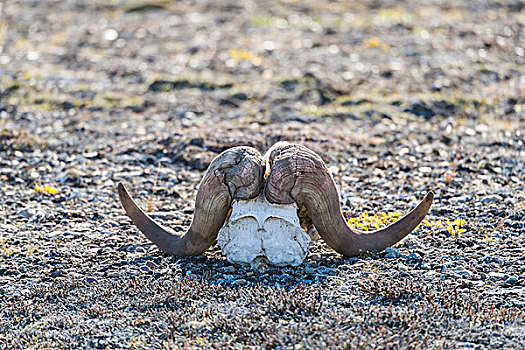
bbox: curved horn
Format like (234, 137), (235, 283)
(118, 146), (265, 256)
(264, 142), (433, 256)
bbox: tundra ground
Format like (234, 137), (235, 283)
(0, 0), (524, 348)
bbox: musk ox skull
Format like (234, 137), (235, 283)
(117, 142), (434, 266)
(217, 193), (312, 267)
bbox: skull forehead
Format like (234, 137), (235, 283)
(217, 195), (310, 267)
(228, 194), (300, 227)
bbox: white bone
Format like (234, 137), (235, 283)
(217, 194), (311, 267)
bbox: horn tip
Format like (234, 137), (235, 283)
(117, 181), (127, 194)
(117, 182), (131, 205)
(425, 190), (435, 203)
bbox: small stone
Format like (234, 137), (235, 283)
(186, 321), (207, 329)
(481, 195), (502, 204)
(225, 266), (236, 273)
(101, 220), (119, 228)
(126, 245), (146, 253)
(505, 276), (518, 285)
(488, 272), (507, 281)
(402, 238), (422, 249)
(61, 101), (75, 110)
(407, 253), (422, 261)
(0, 224), (16, 232)
(456, 270), (472, 279)
(85, 277), (97, 283)
(50, 269), (66, 278)
(510, 299), (525, 307)
(310, 253), (321, 261)
(279, 273), (293, 280)
(140, 266), (150, 273)
(419, 166), (432, 174)
(305, 266), (316, 274)
(17, 208), (35, 218)
(384, 247), (401, 258)
(103, 29), (119, 41)
(317, 267), (333, 275)
(420, 263), (431, 270)
(70, 272), (84, 279)
(233, 278), (247, 286)
(398, 263), (408, 271)
(449, 196), (470, 204)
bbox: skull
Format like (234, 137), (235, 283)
(217, 194), (310, 267)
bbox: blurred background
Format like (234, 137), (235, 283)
(1, 1), (522, 139)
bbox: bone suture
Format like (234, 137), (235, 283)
(118, 142), (434, 260)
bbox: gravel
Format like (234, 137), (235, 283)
(0, 0), (524, 349)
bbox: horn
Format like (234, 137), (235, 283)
(118, 146), (265, 256)
(264, 142), (433, 256)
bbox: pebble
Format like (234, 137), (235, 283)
(50, 269), (66, 278)
(279, 273), (293, 280)
(186, 321), (207, 329)
(126, 245), (146, 253)
(456, 270), (473, 279)
(305, 266), (316, 274)
(398, 263), (409, 271)
(101, 220), (119, 228)
(420, 263), (431, 270)
(505, 276), (518, 285)
(449, 196), (470, 204)
(103, 28), (119, 41)
(317, 267), (333, 275)
(384, 247), (402, 258)
(510, 299), (525, 307)
(481, 195), (502, 204)
(17, 208), (36, 218)
(0, 224), (16, 232)
(233, 278), (247, 286)
(310, 253), (321, 261)
(347, 257), (359, 264)
(488, 272), (507, 280)
(406, 253), (422, 261)
(402, 238), (422, 249)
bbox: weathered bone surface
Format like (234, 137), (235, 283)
(217, 194), (310, 267)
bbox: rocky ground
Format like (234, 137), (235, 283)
(0, 0), (524, 348)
